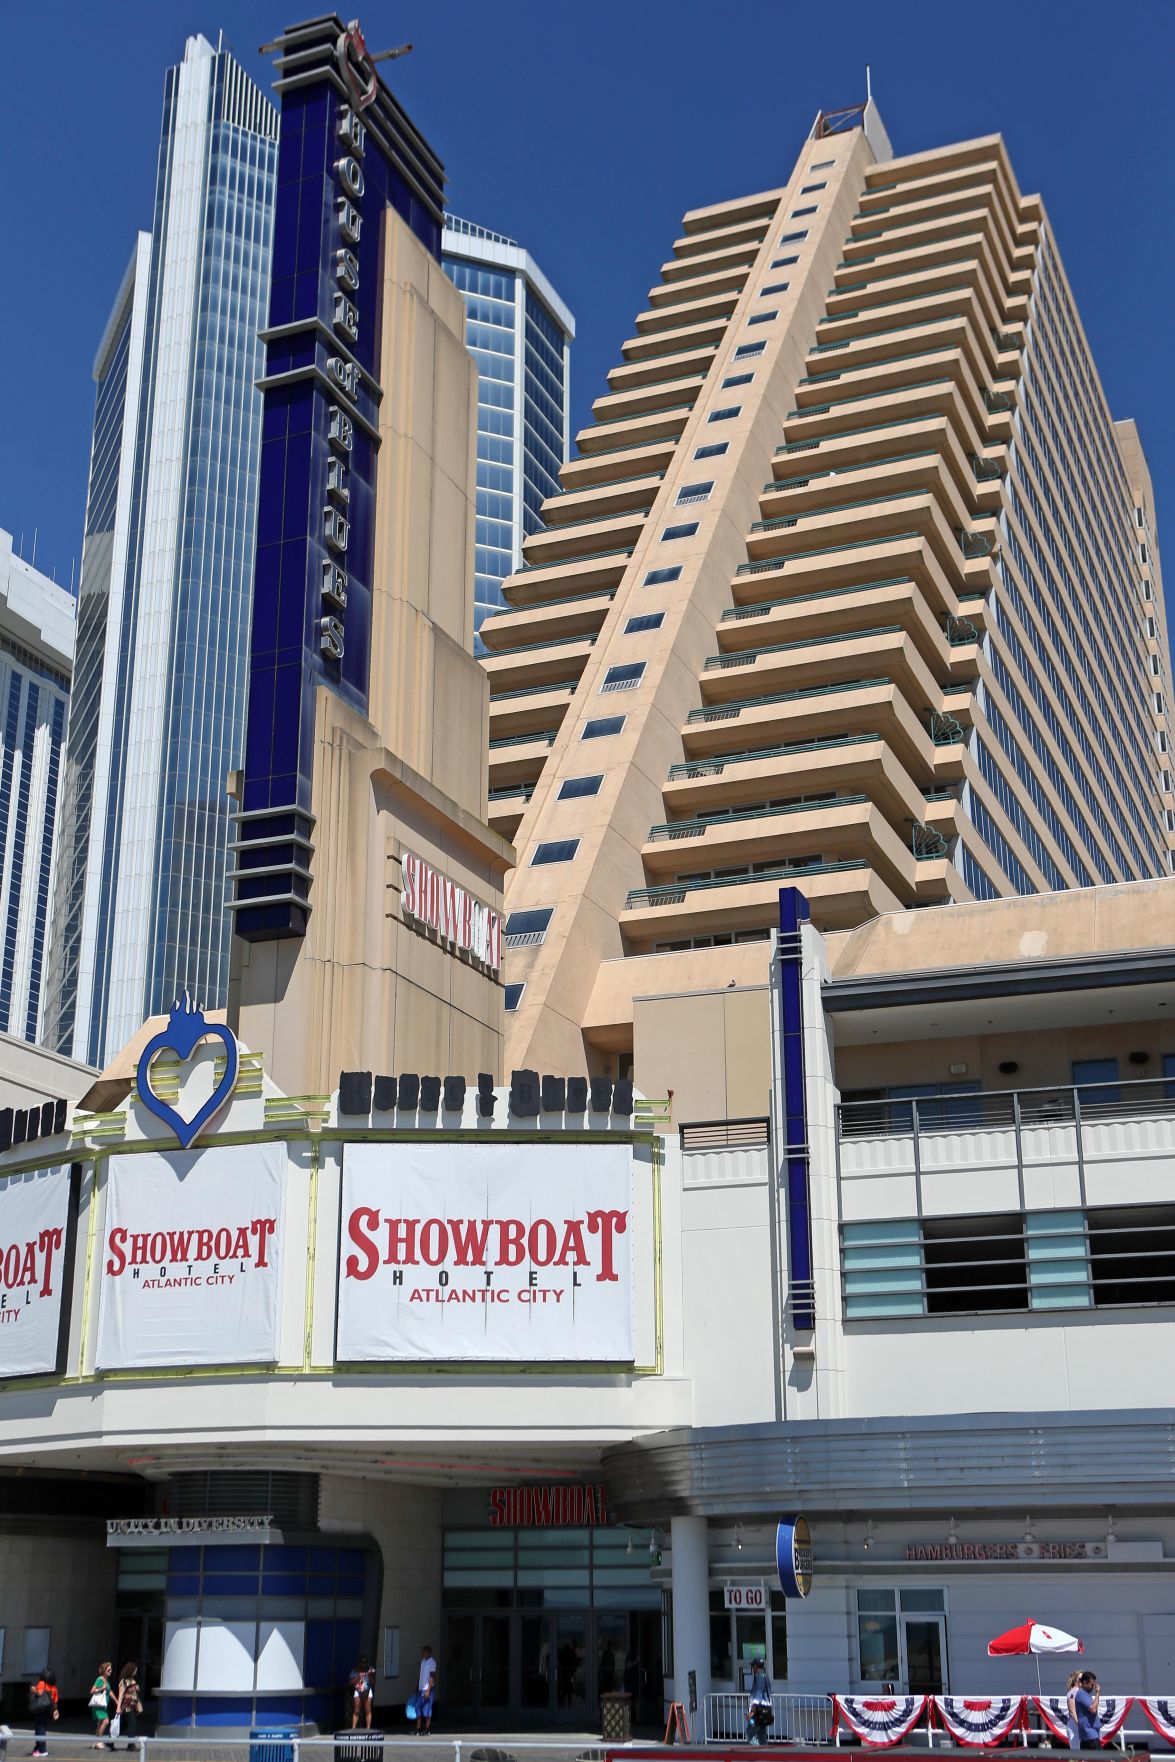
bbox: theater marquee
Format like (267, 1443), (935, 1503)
(336, 1140), (634, 1362)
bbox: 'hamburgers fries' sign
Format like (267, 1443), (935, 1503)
(337, 1141), (634, 1361)
(95, 1145), (286, 1369)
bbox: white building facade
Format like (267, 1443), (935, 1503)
(0, 530), (74, 1046)
(2, 880), (1175, 1731)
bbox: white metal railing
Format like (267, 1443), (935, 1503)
(0, 1739), (611, 1762)
(703, 1691), (834, 1743)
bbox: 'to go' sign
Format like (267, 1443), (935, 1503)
(723, 1584), (768, 1610)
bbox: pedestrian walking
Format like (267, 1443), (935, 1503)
(415, 1646), (436, 1736)
(350, 1655), (375, 1731)
(113, 1663), (143, 1752)
(745, 1658), (773, 1744)
(1064, 1670), (1082, 1748)
(89, 1662), (114, 1749)
(1072, 1672), (1102, 1751)
(27, 1670), (58, 1757)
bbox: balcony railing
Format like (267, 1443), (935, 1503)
(626, 857), (867, 910)
(668, 731), (879, 780)
(487, 587), (616, 619)
(648, 793), (867, 841)
(958, 529), (996, 559)
(704, 626), (901, 671)
(489, 681), (577, 705)
(519, 546), (632, 573)
(720, 576), (912, 622)
(736, 530), (923, 576)
(488, 784), (536, 802)
(838, 1076), (1175, 1145)
(764, 450), (938, 495)
(488, 730), (558, 751)
(787, 375), (955, 420)
(686, 676), (889, 726)
(751, 490), (926, 532)
(484, 633), (597, 658)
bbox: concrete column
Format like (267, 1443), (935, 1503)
(671, 1514), (710, 1715)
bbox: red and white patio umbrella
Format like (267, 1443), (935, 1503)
(988, 1619), (1083, 1693)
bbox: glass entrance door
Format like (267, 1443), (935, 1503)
(444, 1613), (512, 1717)
(480, 1615), (511, 1711)
(903, 1617), (947, 1694)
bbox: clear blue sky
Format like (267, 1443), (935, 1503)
(2, 0), (1172, 591)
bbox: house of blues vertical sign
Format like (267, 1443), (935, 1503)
(234, 18), (445, 941)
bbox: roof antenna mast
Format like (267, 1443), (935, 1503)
(866, 64), (873, 102)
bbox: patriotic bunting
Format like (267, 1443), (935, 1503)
(1138, 1699), (1175, 1744)
(1033, 1695), (1133, 1744)
(933, 1696), (1026, 1746)
(831, 1695), (929, 1746)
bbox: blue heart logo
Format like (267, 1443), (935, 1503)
(135, 996), (241, 1149)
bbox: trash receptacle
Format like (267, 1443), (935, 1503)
(334, 1732), (385, 1762)
(249, 1728), (297, 1762)
(601, 1691), (633, 1743)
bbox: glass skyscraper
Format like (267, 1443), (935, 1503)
(42, 36), (277, 1068)
(442, 217), (575, 641)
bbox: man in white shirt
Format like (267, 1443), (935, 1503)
(415, 1647), (437, 1735)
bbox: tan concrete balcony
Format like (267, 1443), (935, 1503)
(487, 727), (560, 786)
(861, 156), (1015, 219)
(621, 313), (732, 361)
(487, 785), (534, 842)
(646, 262), (751, 309)
(660, 242), (760, 281)
(481, 588), (615, 650)
(481, 631), (596, 695)
(672, 218), (769, 258)
(834, 225), (1017, 297)
(558, 437), (679, 488)
(761, 427), (1006, 522)
(639, 795), (924, 902)
(782, 359), (1014, 458)
(661, 732), (929, 829)
(696, 628), (952, 729)
(852, 178), (1018, 243)
(633, 290), (739, 334)
(591, 373), (705, 425)
(681, 189), (782, 236)
(804, 309), (1019, 393)
(620, 859), (903, 942)
(575, 403), (691, 454)
(816, 280), (1008, 351)
(827, 244), (1014, 327)
(487, 684), (574, 741)
(848, 190), (1022, 273)
(730, 527), (990, 623)
(520, 507), (649, 566)
(504, 544), (633, 600)
(538, 470), (665, 527)
(712, 582), (983, 681)
(607, 341), (717, 391)
(678, 676), (961, 784)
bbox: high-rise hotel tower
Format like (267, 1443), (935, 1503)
(483, 104), (1174, 1077)
(42, 37), (277, 1068)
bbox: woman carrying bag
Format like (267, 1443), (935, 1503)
(112, 1664), (143, 1752)
(89, 1663), (114, 1750)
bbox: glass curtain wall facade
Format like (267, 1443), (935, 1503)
(0, 535), (74, 1044)
(443, 218), (574, 644)
(42, 38), (277, 1067)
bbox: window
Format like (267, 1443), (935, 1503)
(1072, 1057), (1119, 1105)
(582, 715), (625, 739)
(761, 281), (790, 295)
(734, 341), (765, 360)
(1152, 653), (1163, 676)
(557, 774), (603, 800)
(22, 1628), (51, 1676)
(708, 407), (741, 422)
(747, 310), (777, 325)
(922, 1213), (1027, 1315)
(694, 442), (728, 460)
(1026, 1210), (1091, 1311)
(811, 159), (835, 170)
(779, 230), (808, 244)
(1135, 506), (1145, 529)
(771, 254), (799, 268)
(504, 908), (552, 945)
(644, 565), (681, 585)
(1140, 543), (1149, 564)
(800, 182), (827, 193)
(709, 1588), (786, 1685)
(625, 612), (664, 634)
(661, 522), (699, 541)
(792, 205), (818, 217)
(532, 839), (579, 866)
(504, 983), (525, 1011)
(676, 481), (713, 505)
(600, 662), (645, 692)
(843, 1220), (921, 1319)
(857, 1591), (900, 1682)
(722, 373), (753, 388)
(1090, 1205), (1175, 1307)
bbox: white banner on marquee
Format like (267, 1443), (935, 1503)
(337, 1141), (634, 1362)
(96, 1145), (286, 1370)
(0, 1164), (72, 1378)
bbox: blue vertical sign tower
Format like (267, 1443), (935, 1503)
(232, 18), (444, 941)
